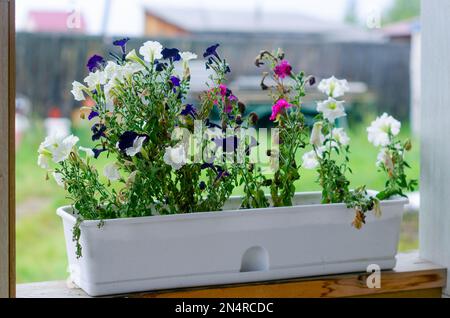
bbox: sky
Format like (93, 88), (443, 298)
(16, 0), (394, 36)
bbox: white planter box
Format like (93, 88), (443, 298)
(57, 191), (407, 296)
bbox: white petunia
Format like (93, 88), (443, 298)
(103, 163), (120, 181)
(79, 146), (95, 158)
(180, 51), (197, 68)
(139, 41), (163, 62)
(317, 97), (346, 123)
(71, 81), (87, 101)
(318, 76), (349, 98)
(38, 134), (79, 165)
(125, 49), (140, 62)
(104, 61), (120, 80)
(302, 147), (324, 170)
(329, 128), (350, 147)
(53, 172), (65, 187)
(367, 113), (401, 147)
(310, 121), (325, 147)
(84, 70), (107, 90)
(37, 153), (50, 169)
(163, 144), (187, 171)
(125, 136), (146, 157)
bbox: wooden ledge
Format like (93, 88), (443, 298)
(17, 252), (447, 298)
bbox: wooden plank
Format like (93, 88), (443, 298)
(0, 0), (12, 299)
(421, 0), (450, 296)
(16, 252), (446, 298)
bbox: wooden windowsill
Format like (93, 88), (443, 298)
(16, 252), (447, 298)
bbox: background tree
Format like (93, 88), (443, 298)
(384, 0), (420, 24)
(344, 0), (359, 25)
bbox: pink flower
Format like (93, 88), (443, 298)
(224, 103), (233, 113)
(274, 60), (292, 79)
(219, 84), (227, 97)
(270, 99), (292, 121)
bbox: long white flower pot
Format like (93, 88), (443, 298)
(57, 191), (407, 296)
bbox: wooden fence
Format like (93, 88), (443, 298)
(16, 32), (411, 120)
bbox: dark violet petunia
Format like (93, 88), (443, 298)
(201, 162), (216, 171)
(170, 76), (181, 87)
(180, 104), (197, 118)
(199, 181), (206, 190)
(162, 48), (181, 62)
(117, 131), (139, 152)
(203, 44), (220, 59)
(86, 54), (105, 72)
(92, 147), (106, 159)
(113, 37), (130, 54)
(155, 61), (167, 72)
(214, 136), (239, 153)
(88, 111), (99, 121)
(91, 123), (106, 141)
(215, 166), (230, 182)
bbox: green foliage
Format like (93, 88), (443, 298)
(384, 0), (420, 24)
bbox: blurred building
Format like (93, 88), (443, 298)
(144, 5), (382, 42)
(24, 10), (87, 34)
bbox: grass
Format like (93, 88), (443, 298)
(16, 119), (420, 283)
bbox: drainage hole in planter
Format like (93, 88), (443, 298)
(240, 246), (270, 272)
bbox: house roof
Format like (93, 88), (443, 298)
(144, 5), (375, 40)
(26, 10), (86, 33)
(382, 18), (420, 38)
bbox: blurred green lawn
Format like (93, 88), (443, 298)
(16, 119), (420, 283)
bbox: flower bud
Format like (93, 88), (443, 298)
(238, 102), (246, 114)
(249, 112), (259, 126)
(404, 139), (412, 151)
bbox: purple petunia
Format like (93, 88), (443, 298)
(155, 61), (167, 72)
(91, 123), (106, 141)
(86, 55), (105, 72)
(162, 48), (181, 62)
(117, 131), (139, 152)
(180, 104), (197, 118)
(203, 44), (220, 59)
(170, 76), (181, 87)
(88, 111), (99, 121)
(92, 147), (106, 159)
(113, 37), (130, 54)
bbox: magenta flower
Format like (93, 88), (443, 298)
(270, 99), (292, 121)
(274, 60), (292, 79)
(219, 84), (227, 97)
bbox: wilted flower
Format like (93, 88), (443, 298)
(139, 40), (163, 62)
(162, 47), (181, 62)
(163, 144), (187, 170)
(86, 54), (105, 72)
(367, 113), (401, 147)
(71, 81), (87, 101)
(376, 148), (394, 175)
(180, 51), (197, 69)
(270, 99), (292, 121)
(273, 60), (292, 79)
(103, 163), (120, 181)
(310, 122), (325, 147)
(317, 97), (346, 123)
(318, 76), (349, 98)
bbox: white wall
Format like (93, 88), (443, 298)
(421, 0), (450, 296)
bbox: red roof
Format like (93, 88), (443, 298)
(27, 10), (86, 33)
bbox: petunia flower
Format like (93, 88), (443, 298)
(163, 144), (187, 170)
(180, 104), (197, 118)
(270, 99), (292, 121)
(139, 40), (163, 62)
(38, 134), (79, 166)
(180, 51), (197, 69)
(71, 81), (87, 101)
(84, 70), (107, 90)
(88, 111), (99, 121)
(302, 147), (325, 170)
(203, 44), (220, 59)
(113, 37), (130, 55)
(367, 113), (401, 147)
(274, 60), (292, 79)
(91, 123), (106, 141)
(310, 121), (325, 147)
(86, 54), (105, 72)
(117, 131), (147, 157)
(103, 163), (120, 181)
(92, 147), (106, 159)
(316, 97), (346, 123)
(219, 84), (227, 97)
(170, 76), (181, 87)
(52, 172), (65, 188)
(318, 76), (349, 98)
(79, 146), (95, 158)
(199, 181), (206, 190)
(328, 128), (350, 147)
(162, 47), (181, 62)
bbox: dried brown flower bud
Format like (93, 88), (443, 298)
(352, 209), (366, 230)
(404, 139), (412, 151)
(238, 102), (246, 114)
(249, 112), (259, 125)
